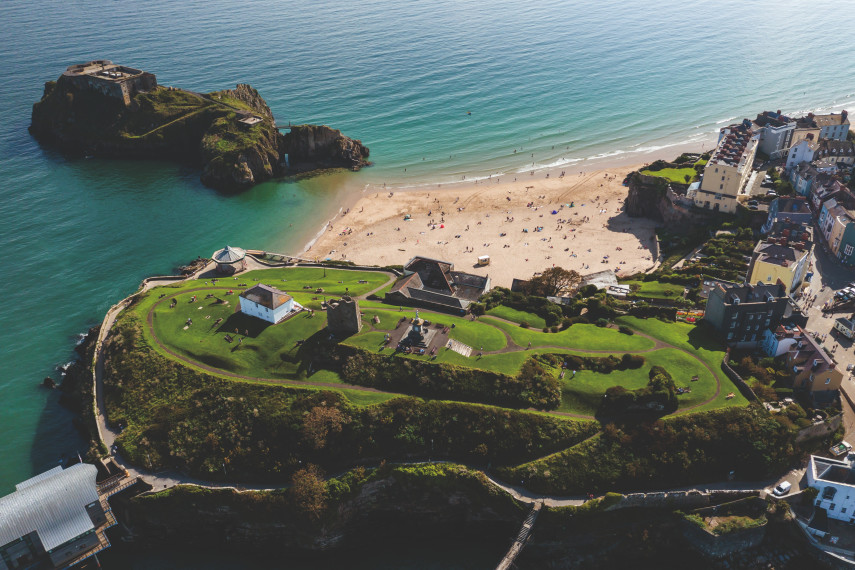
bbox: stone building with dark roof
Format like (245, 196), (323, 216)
(385, 256), (490, 313)
(704, 281), (797, 348)
(239, 283), (301, 324)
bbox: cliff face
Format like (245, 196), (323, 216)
(30, 75), (370, 192)
(624, 172), (707, 230)
(126, 469), (520, 552)
(283, 125), (370, 172)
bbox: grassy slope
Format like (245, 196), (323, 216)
(486, 306), (547, 328)
(640, 167), (697, 184)
(482, 317), (655, 351)
(620, 280), (685, 299)
(614, 316), (748, 412)
(557, 348), (717, 415)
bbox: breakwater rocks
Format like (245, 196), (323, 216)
(30, 66), (369, 192)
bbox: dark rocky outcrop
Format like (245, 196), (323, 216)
(30, 73), (369, 192)
(283, 125), (370, 173)
(625, 172), (708, 231)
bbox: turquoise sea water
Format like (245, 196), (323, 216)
(1, 0), (854, 566)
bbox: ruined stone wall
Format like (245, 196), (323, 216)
(604, 489), (758, 512)
(795, 413), (842, 444)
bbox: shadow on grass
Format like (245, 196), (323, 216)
(687, 320), (722, 352)
(216, 312), (271, 338)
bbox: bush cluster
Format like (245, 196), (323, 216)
(338, 347), (560, 410)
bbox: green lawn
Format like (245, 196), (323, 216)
(621, 280), (686, 300)
(175, 267), (392, 298)
(614, 316), (749, 411)
(640, 167), (697, 184)
(135, 269), (744, 417)
(482, 317), (655, 352)
(149, 289), (330, 380)
(554, 348), (718, 416)
(486, 306), (547, 328)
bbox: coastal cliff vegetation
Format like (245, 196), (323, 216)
(102, 312), (596, 483)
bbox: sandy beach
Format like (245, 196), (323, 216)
(303, 164), (659, 288)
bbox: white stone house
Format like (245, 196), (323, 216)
(239, 284), (301, 324)
(807, 455), (855, 523)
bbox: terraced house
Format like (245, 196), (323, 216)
(704, 281), (791, 348)
(691, 120), (758, 214)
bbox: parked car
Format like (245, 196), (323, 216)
(748, 200), (759, 206)
(831, 441), (853, 456)
(766, 191), (777, 197)
(773, 481), (792, 496)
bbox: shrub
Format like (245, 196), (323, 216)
(621, 353), (645, 369)
(595, 318), (609, 327)
(618, 325), (634, 335)
(543, 327), (550, 333)
(469, 303), (486, 316)
(520, 321), (529, 329)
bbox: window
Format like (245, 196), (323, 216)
(721, 175), (725, 181)
(846, 244), (854, 257)
(843, 508), (848, 514)
(749, 314), (754, 320)
(823, 486), (838, 500)
(719, 184), (724, 190)
(730, 322), (736, 329)
(826, 377), (832, 384)
(727, 332), (734, 340)
(766, 276), (771, 281)
(831, 503), (837, 511)
(765, 319), (770, 326)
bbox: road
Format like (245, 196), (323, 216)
(764, 243), (855, 498)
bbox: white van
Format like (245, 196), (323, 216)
(773, 481), (792, 496)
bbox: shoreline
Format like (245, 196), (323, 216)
(293, 140), (710, 267)
(302, 161), (663, 288)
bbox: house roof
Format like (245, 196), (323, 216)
(814, 112), (850, 128)
(756, 243), (799, 265)
(213, 245), (246, 263)
(714, 281), (787, 304)
(240, 284), (292, 309)
(0, 463), (99, 551)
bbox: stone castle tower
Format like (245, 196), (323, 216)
(327, 296), (362, 335)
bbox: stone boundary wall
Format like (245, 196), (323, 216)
(795, 413), (842, 443)
(721, 357), (760, 402)
(604, 489), (758, 512)
(245, 251), (402, 276)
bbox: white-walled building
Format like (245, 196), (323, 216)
(239, 284), (301, 324)
(785, 138), (818, 172)
(814, 111), (850, 142)
(808, 455), (855, 523)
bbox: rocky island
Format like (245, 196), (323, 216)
(29, 61), (370, 191)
